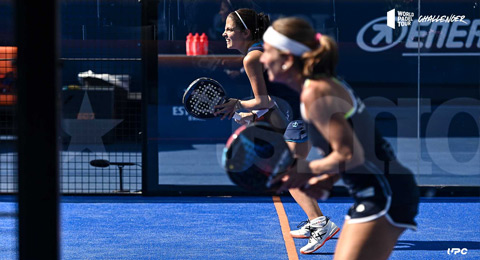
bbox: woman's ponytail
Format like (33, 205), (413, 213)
(256, 12), (270, 40)
(301, 35), (338, 78)
(271, 17), (339, 78)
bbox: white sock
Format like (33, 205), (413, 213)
(309, 216), (327, 228)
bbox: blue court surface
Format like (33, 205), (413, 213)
(0, 195), (479, 260)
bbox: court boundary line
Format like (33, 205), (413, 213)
(272, 196), (299, 260)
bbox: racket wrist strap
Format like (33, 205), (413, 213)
(251, 112), (257, 121)
(234, 99), (243, 111)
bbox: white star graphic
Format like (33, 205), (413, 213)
(62, 91), (122, 161)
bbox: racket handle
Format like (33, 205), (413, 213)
(233, 112), (241, 121)
(233, 112), (251, 125)
(252, 109), (269, 118)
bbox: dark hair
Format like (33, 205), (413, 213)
(228, 8), (270, 41)
(272, 17), (338, 78)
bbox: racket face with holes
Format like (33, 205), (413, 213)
(182, 77), (228, 119)
(222, 122), (295, 192)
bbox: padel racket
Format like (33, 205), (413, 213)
(222, 122), (296, 192)
(182, 77), (229, 119)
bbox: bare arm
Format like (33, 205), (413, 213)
(278, 81), (364, 195)
(240, 51), (274, 110)
(301, 82), (364, 175)
(213, 51), (274, 120)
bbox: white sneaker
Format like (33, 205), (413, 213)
(290, 220), (311, 238)
(300, 217), (340, 254)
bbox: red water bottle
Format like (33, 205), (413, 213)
(186, 33), (193, 56)
(192, 33), (200, 56)
(200, 33), (208, 55)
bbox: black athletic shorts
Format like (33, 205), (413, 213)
(343, 161), (420, 230)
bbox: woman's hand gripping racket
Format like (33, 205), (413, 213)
(182, 77), (230, 119)
(222, 122), (296, 192)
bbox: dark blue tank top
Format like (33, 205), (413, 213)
(304, 78), (412, 177)
(247, 43), (301, 121)
(304, 78), (418, 205)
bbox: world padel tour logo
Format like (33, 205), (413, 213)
(387, 9), (414, 29)
(356, 11), (479, 55)
(387, 9), (467, 29)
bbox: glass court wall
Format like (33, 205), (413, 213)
(59, 0), (143, 193)
(0, 0), (478, 194)
(148, 0), (480, 194)
(0, 0), (143, 194)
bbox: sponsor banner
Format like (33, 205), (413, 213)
(336, 1), (479, 85)
(157, 105), (236, 142)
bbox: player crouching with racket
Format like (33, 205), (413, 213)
(215, 8), (340, 254)
(213, 8), (275, 123)
(260, 17), (420, 260)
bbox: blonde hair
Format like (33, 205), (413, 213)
(272, 17), (338, 78)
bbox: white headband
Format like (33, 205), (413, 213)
(262, 26), (311, 56)
(235, 11), (248, 30)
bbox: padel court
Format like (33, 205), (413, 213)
(1, 0), (479, 259)
(0, 195), (479, 259)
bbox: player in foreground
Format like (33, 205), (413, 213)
(260, 17), (419, 258)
